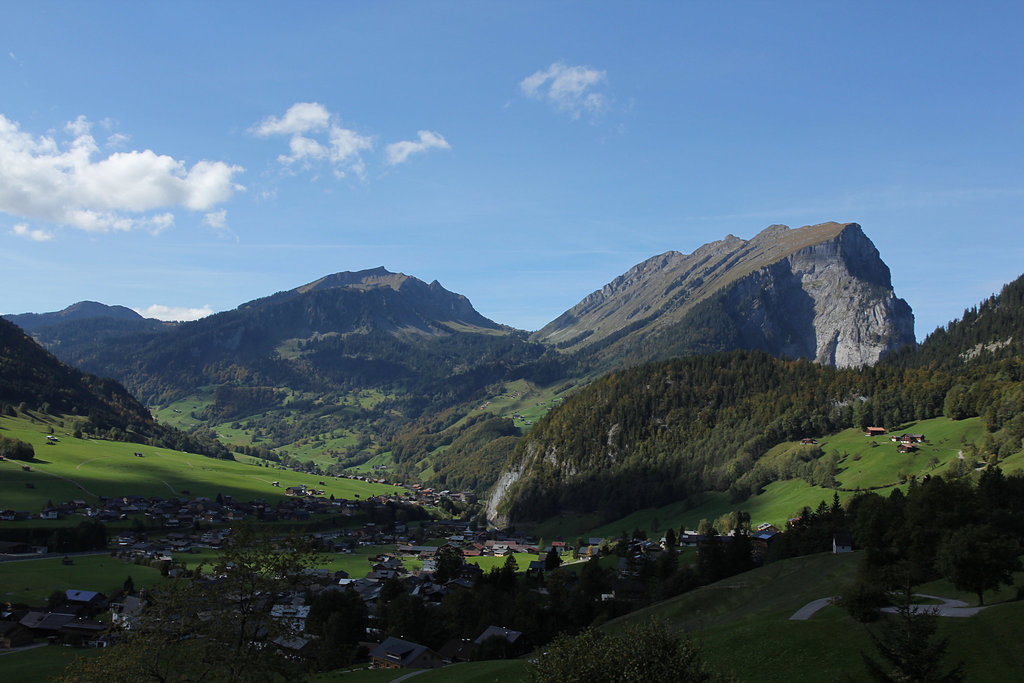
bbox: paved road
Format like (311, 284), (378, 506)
(0, 549), (109, 564)
(789, 596), (836, 620)
(790, 593), (986, 620)
(880, 594), (986, 618)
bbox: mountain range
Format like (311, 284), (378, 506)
(4, 221), (924, 513)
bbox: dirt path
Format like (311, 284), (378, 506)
(75, 456), (111, 470)
(31, 466), (99, 498)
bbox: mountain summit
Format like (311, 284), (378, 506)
(535, 222), (914, 368)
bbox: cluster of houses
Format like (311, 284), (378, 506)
(863, 427), (927, 453)
(891, 433), (926, 453)
(0, 589), (109, 649)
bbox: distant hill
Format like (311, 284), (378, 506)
(4, 300), (148, 331)
(536, 222), (915, 370)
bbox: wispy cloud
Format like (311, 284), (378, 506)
(11, 223), (53, 242)
(135, 303), (214, 321)
(252, 102), (450, 178)
(0, 113), (244, 236)
(520, 62), (609, 120)
(386, 130), (451, 165)
(251, 102), (373, 178)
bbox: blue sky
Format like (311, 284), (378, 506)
(2, 2), (1022, 340)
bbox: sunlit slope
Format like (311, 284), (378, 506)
(0, 415), (397, 511)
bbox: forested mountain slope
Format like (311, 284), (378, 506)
(488, 271), (1024, 526)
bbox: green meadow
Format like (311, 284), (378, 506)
(0, 553), (166, 604)
(0, 414), (398, 512)
(607, 551), (1024, 682)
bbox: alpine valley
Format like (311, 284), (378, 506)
(4, 220), (1023, 534)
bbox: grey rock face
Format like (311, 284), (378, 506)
(534, 222), (915, 368)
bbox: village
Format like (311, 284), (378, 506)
(0, 473), (804, 671)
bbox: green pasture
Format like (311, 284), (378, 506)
(0, 415), (398, 511)
(822, 417), (986, 489)
(468, 378), (576, 432)
(607, 550), (1024, 682)
(0, 553), (166, 604)
(151, 389), (216, 431)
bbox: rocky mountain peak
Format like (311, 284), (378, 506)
(534, 221), (914, 369)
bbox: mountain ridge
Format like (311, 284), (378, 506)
(535, 222), (914, 369)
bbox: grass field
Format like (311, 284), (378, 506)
(0, 644), (102, 683)
(0, 415), (398, 512)
(606, 551), (1024, 682)
(0, 553), (166, 604)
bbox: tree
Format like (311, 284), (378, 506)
(61, 526), (319, 683)
(544, 546), (562, 571)
(307, 588), (368, 669)
(433, 543), (464, 583)
(528, 619), (716, 682)
(861, 589), (964, 682)
(0, 435), (34, 461)
(937, 524), (1021, 606)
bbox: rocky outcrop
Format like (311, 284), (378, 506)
(534, 222), (914, 368)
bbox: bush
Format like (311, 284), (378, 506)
(528, 619), (717, 682)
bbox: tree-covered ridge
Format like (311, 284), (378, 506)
(885, 270), (1024, 371)
(498, 351), (864, 522)
(0, 317), (228, 457)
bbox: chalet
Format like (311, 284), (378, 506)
(59, 617), (107, 647)
(66, 590), (108, 609)
(438, 638), (478, 663)
(800, 438), (818, 445)
(474, 625), (530, 658)
(369, 636), (443, 670)
(751, 529), (779, 559)
(20, 611), (75, 637)
(865, 427), (886, 437)
(897, 443), (917, 454)
(832, 532), (853, 554)
(0, 540), (33, 554)
(0, 621), (33, 648)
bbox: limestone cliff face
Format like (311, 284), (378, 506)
(534, 222), (914, 369)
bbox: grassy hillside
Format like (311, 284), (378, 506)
(0, 414), (397, 512)
(529, 416), (1002, 541)
(605, 551), (1024, 682)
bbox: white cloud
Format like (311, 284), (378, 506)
(250, 102), (331, 137)
(136, 304), (214, 322)
(0, 113), (244, 234)
(520, 62), (609, 119)
(386, 130), (451, 165)
(106, 132), (131, 150)
(253, 102), (374, 177)
(11, 223), (53, 241)
(203, 209), (227, 230)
